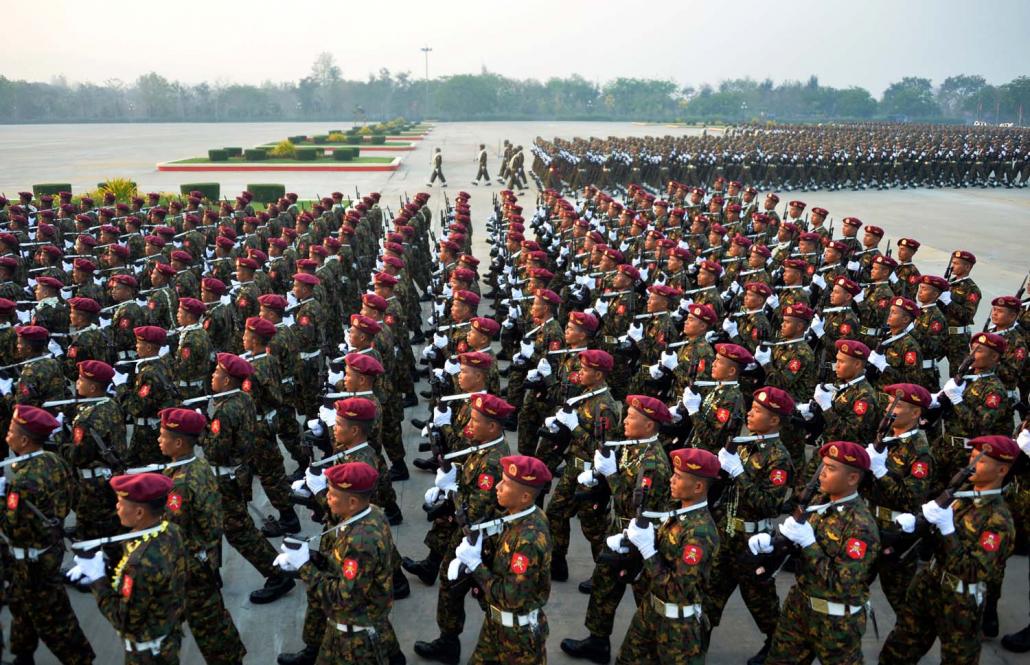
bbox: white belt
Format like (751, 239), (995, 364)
(212, 465), (239, 478)
(859, 326), (878, 336)
(300, 350), (322, 360)
(10, 545), (51, 561)
(176, 379), (204, 388)
(808, 596), (866, 617)
(117, 350), (137, 360)
(946, 434), (971, 448)
(948, 325), (971, 334)
(727, 517), (773, 533)
(1008, 390), (1019, 400)
(952, 580), (984, 597)
(650, 595), (702, 620)
(282, 376), (295, 384)
(135, 417), (160, 427)
(871, 505), (905, 523)
(487, 605), (540, 628)
(123, 634), (167, 655)
(80, 467), (113, 480)
(331, 622), (373, 633)
(921, 359), (936, 369)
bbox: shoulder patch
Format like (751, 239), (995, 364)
(769, 469), (787, 486)
(342, 557), (359, 580)
(845, 538), (867, 560)
(910, 461), (928, 479)
(682, 544), (704, 565)
(852, 400), (869, 416)
(980, 531), (1000, 552)
(510, 552), (529, 574)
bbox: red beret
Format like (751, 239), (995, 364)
(215, 236), (234, 250)
(819, 441), (870, 471)
(350, 314), (381, 336)
(470, 316), (500, 337)
(134, 326), (167, 345)
(782, 302), (815, 322)
(334, 397), (377, 422)
(752, 386), (796, 416)
(170, 250), (192, 264)
(715, 343), (754, 366)
(568, 310), (599, 333)
(216, 352), (254, 380)
(159, 407), (207, 435)
(257, 293), (286, 311)
(897, 238), (920, 250)
(178, 297), (206, 317)
(919, 275), (950, 292)
(345, 352), (384, 375)
(617, 264), (641, 281)
(669, 448), (720, 479)
(110, 473), (173, 503)
(451, 267), (476, 283)
(648, 284), (682, 299)
(826, 240), (850, 254)
(245, 316), (277, 338)
(68, 297), (100, 314)
(471, 393), (516, 420)
(783, 258), (809, 272)
(687, 303), (718, 326)
(971, 331), (1007, 355)
(835, 339), (870, 360)
(40, 245), (63, 259)
(732, 234), (753, 248)
(810, 207), (828, 217)
(236, 257), (258, 271)
(293, 273), (320, 286)
(72, 258), (97, 273)
(145, 235), (166, 248)
(951, 250), (976, 265)
(864, 225), (885, 238)
(109, 274), (138, 289)
(872, 254), (897, 269)
(382, 255), (405, 269)
(891, 296), (918, 318)
(35, 276), (63, 290)
(745, 282), (773, 297)
(883, 383), (932, 409)
(200, 277), (227, 295)
(699, 259), (723, 276)
(459, 351), (493, 369)
(528, 267), (555, 282)
(670, 246), (692, 260)
(108, 244), (129, 258)
(326, 461), (380, 493)
(15, 325), (49, 341)
(578, 349), (614, 373)
(627, 394), (672, 423)
(500, 455), (552, 488)
(833, 276), (861, 296)
(798, 232), (821, 244)
(970, 435), (1020, 463)
(842, 216), (862, 228)
(601, 246), (624, 263)
(77, 360), (114, 385)
(459, 254), (480, 266)
(533, 288), (559, 306)
(0, 297), (15, 314)
(360, 293), (389, 312)
(992, 295), (1021, 311)
(12, 404), (60, 438)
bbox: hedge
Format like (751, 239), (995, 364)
(208, 149), (229, 162)
(243, 149), (268, 161)
(246, 184), (286, 202)
(97, 181), (137, 189)
(328, 129), (342, 134)
(312, 134), (329, 143)
(369, 135), (386, 144)
(179, 183), (220, 200)
(224, 147), (243, 157)
(288, 135), (307, 143)
(332, 148), (358, 161)
(295, 148), (319, 161)
(32, 183), (72, 197)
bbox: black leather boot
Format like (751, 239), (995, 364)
(560, 634), (611, 663)
(277, 644), (319, 665)
(412, 633), (461, 665)
(402, 553), (442, 585)
(250, 574), (295, 604)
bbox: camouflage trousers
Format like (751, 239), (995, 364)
(124, 630), (182, 665)
(468, 612), (548, 665)
(585, 529), (649, 637)
(930, 434), (973, 497)
(424, 517), (459, 560)
(704, 530), (781, 635)
(435, 523), (494, 635)
(380, 395), (406, 464)
(277, 401), (306, 466)
(128, 422), (164, 466)
(615, 595), (706, 665)
(944, 332), (971, 372)
(880, 564), (984, 664)
(73, 477), (121, 542)
(506, 366), (529, 418)
(517, 387), (550, 456)
(545, 471), (608, 560)
(251, 421), (294, 514)
(316, 623), (395, 665)
(765, 586), (865, 665)
(185, 556), (246, 665)
(8, 551), (94, 664)
(216, 474), (278, 578)
(870, 528), (917, 613)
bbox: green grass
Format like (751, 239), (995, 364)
(169, 156), (395, 165)
(258, 141), (412, 148)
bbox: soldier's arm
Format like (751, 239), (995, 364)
(299, 532), (385, 616)
(942, 509), (1015, 584)
(735, 447), (793, 516)
(800, 510), (879, 600)
(472, 526), (548, 608)
(874, 449), (932, 513)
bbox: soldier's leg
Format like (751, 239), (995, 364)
(278, 405), (307, 468)
(545, 475), (577, 561)
(577, 493), (610, 560)
(301, 583), (329, 651)
(613, 604), (657, 664)
(877, 555), (916, 614)
(738, 563), (782, 637)
(879, 569), (941, 663)
(468, 614), (548, 665)
(218, 477), (279, 578)
(10, 554), (95, 665)
(702, 540), (738, 630)
(584, 550), (631, 638)
(73, 480), (121, 541)
(616, 602), (706, 665)
(380, 399), (406, 465)
(251, 427), (295, 515)
(185, 562), (247, 665)
(764, 587), (816, 665)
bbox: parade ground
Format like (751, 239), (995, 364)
(0, 120), (1027, 663)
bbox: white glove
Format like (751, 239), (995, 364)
(65, 552), (106, 585)
(648, 364), (664, 380)
(433, 301), (446, 317)
(895, 513), (916, 534)
(811, 273), (826, 289)
(854, 289), (866, 304)
(868, 350), (888, 372)
(730, 280), (743, 294)
(432, 405), (452, 427)
(291, 477), (307, 493)
(112, 371), (128, 387)
(722, 317), (738, 337)
(433, 333), (448, 349)
(810, 315), (825, 339)
(797, 403), (814, 421)
(424, 486), (444, 505)
(865, 444), (889, 479)
(326, 369), (344, 386)
(511, 287), (523, 300)
(748, 532), (774, 555)
(537, 357), (552, 377)
(605, 532), (630, 554)
(432, 368), (446, 383)
(938, 291), (952, 306)
(305, 467), (328, 494)
(1017, 429), (1030, 456)
(502, 317), (515, 329)
(594, 299), (609, 317)
(718, 448), (744, 478)
(593, 448), (617, 477)
(519, 340), (535, 359)
(435, 465), (459, 493)
(619, 240), (630, 253)
(846, 260), (860, 272)
(659, 350), (678, 370)
(681, 386), (702, 415)
(754, 345), (772, 366)
(527, 369), (543, 383)
(626, 520), (657, 559)
(577, 470), (598, 487)
(638, 266), (649, 282)
(627, 323), (644, 342)
(779, 516), (816, 548)
(318, 405), (336, 430)
(942, 377), (965, 405)
(444, 358), (461, 375)
(922, 500), (955, 536)
(889, 271), (899, 285)
(455, 536), (483, 572)
(273, 541), (310, 572)
(555, 408), (579, 432)
(765, 293), (779, 310)
(813, 383), (836, 411)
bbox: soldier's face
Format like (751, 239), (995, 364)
(915, 284), (936, 304)
(970, 343), (999, 371)
(457, 366), (484, 392)
(5, 425), (31, 455)
(670, 470), (705, 502)
(990, 306), (1016, 328)
(746, 402), (779, 435)
(862, 232), (878, 248)
(818, 458), (859, 497)
(744, 291), (764, 309)
(950, 258), (971, 277)
(115, 497), (148, 529)
(451, 301), (471, 322)
(211, 366), (230, 392)
(897, 246), (915, 262)
(783, 268), (801, 286)
(697, 270), (715, 287)
(780, 317), (804, 339)
(968, 452), (1009, 487)
(623, 408), (655, 439)
(710, 355), (738, 381)
(158, 428), (186, 458)
(835, 352), (863, 381)
(889, 399), (920, 431)
(564, 322), (587, 346)
(468, 410), (498, 441)
(333, 417), (359, 447)
(886, 306), (909, 330)
(748, 252), (765, 268)
(870, 264), (889, 282)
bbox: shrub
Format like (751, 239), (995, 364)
(94, 178), (138, 201)
(208, 149), (229, 162)
(295, 147), (319, 161)
(32, 183), (72, 197)
(224, 147), (243, 157)
(179, 183), (220, 200)
(247, 183), (286, 202)
(243, 149), (268, 161)
(369, 135), (386, 145)
(328, 129), (342, 134)
(288, 135), (307, 143)
(332, 148), (357, 161)
(313, 134), (329, 143)
(327, 132), (348, 143)
(268, 140), (296, 158)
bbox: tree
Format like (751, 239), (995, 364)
(309, 52), (341, 86)
(937, 75), (987, 117)
(881, 77), (940, 119)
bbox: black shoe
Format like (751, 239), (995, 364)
(413, 456), (440, 472)
(747, 634), (773, 665)
(277, 644), (319, 665)
(414, 367), (430, 379)
(418, 441), (431, 452)
(419, 293), (433, 302)
(402, 555), (441, 585)
(250, 574), (296, 604)
(419, 390), (433, 399)
(551, 555), (569, 581)
(413, 634), (461, 665)
(388, 651), (407, 665)
(12, 655), (36, 665)
(1002, 623), (1030, 652)
(410, 333), (426, 345)
(385, 502), (404, 525)
(560, 635), (611, 663)
(389, 461), (410, 482)
(393, 568), (411, 599)
(484, 290), (499, 299)
(578, 578), (593, 595)
(261, 509), (302, 537)
(982, 600), (999, 638)
(402, 394), (418, 408)
(411, 417), (429, 429)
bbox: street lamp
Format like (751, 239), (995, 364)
(420, 45), (432, 119)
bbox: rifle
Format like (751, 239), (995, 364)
(597, 463), (651, 582)
(451, 497), (482, 596)
(575, 399), (612, 509)
(743, 462), (824, 582)
(709, 411), (745, 509)
(423, 426), (456, 522)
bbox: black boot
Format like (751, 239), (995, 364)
(982, 595), (1000, 638)
(389, 460), (410, 481)
(393, 568), (411, 599)
(402, 553), (442, 585)
(388, 651), (408, 665)
(1002, 623), (1030, 652)
(560, 634), (611, 663)
(551, 555), (569, 581)
(747, 633), (773, 665)
(261, 508), (302, 537)
(385, 502), (404, 525)
(12, 654), (36, 665)
(413, 633), (461, 665)
(578, 578), (593, 594)
(413, 456), (440, 472)
(250, 574), (296, 604)
(402, 393), (418, 408)
(277, 644), (319, 665)
(410, 417), (429, 429)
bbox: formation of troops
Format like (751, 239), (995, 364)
(0, 161), (1027, 665)
(531, 122), (1030, 194)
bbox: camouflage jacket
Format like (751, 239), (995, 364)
(764, 338), (816, 401)
(201, 390), (257, 467)
(65, 325), (112, 378)
(111, 301), (145, 354)
(729, 308), (773, 352)
(874, 327), (923, 388)
(723, 433), (794, 523)
(796, 494), (880, 606)
(61, 397), (126, 470)
(820, 306), (860, 344)
(865, 428), (933, 516)
(610, 439), (673, 521)
(471, 506), (551, 614)
(822, 375), (880, 443)
(202, 302), (236, 356)
(172, 324), (212, 384)
(671, 335), (715, 396)
(942, 372), (1013, 438)
(0, 450), (75, 548)
(992, 324), (1028, 391)
(292, 299), (326, 353)
(943, 276), (981, 327)
(121, 357), (178, 421)
(687, 382), (745, 452)
(145, 285), (177, 329)
(914, 303), (948, 361)
(644, 502), (719, 605)
(14, 356), (65, 406)
(934, 492), (1014, 585)
(456, 438), (509, 524)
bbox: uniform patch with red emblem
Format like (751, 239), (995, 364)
(788, 358), (802, 373)
(853, 400), (868, 416)
(985, 393), (1001, 409)
(910, 461), (928, 479)
(682, 544), (704, 565)
(698, 358), (706, 373)
(138, 384), (150, 398)
(456, 340), (468, 353)
(839, 323), (852, 335)
(1017, 348), (1027, 361)
(238, 298), (248, 309)
(203, 319), (211, 330)
(657, 332), (666, 345)
(616, 304), (627, 316)
(73, 427), (85, 445)
(930, 320), (943, 333)
(806, 265), (815, 275)
(980, 531), (1000, 552)
(908, 275), (918, 284)
(751, 327), (759, 340)
(845, 538), (867, 560)
(7, 492), (19, 510)
(68, 347), (78, 358)
(968, 292), (979, 303)
(769, 469), (787, 486)
(342, 558), (359, 580)
(300, 316), (311, 326)
(242, 379), (252, 393)
(904, 351), (917, 366)
(641, 476), (652, 489)
(119, 318), (130, 329)
(181, 347), (190, 360)
(385, 314), (395, 326)
(877, 298), (888, 309)
(211, 419), (221, 435)
(121, 574), (133, 598)
(166, 492), (183, 513)
(147, 300), (156, 310)
(477, 474), (495, 491)
(715, 407), (730, 424)
(549, 340), (561, 351)
(20, 384), (29, 397)
(510, 552), (529, 574)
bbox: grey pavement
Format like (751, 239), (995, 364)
(1, 121), (1027, 663)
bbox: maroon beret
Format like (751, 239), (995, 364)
(108, 274), (138, 289)
(361, 293), (389, 312)
(15, 325), (49, 341)
(110, 473), (173, 503)
(257, 293), (287, 311)
(835, 339), (870, 360)
(470, 317), (500, 337)
(159, 407), (207, 435)
(68, 297), (100, 314)
(178, 298), (206, 317)
(216, 352), (254, 380)
(578, 349), (614, 373)
(500, 455), (552, 488)
(970, 435), (1020, 463)
(77, 360), (114, 385)
(35, 276), (64, 290)
(752, 386), (796, 416)
(882, 383), (932, 409)
(245, 316), (277, 339)
(471, 393), (516, 420)
(459, 351), (494, 369)
(201, 277), (227, 295)
(669, 448), (720, 479)
(12, 404), (60, 438)
(134, 326), (167, 344)
(627, 394), (672, 423)
(334, 397), (377, 422)
(325, 461), (379, 493)
(293, 273), (320, 286)
(820, 441), (870, 471)
(345, 352), (384, 375)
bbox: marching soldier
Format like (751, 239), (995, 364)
(122, 326), (179, 466)
(940, 250), (982, 370)
(171, 297), (212, 400)
(473, 143), (491, 185)
(65, 297), (112, 378)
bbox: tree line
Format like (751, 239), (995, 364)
(0, 53), (1027, 124)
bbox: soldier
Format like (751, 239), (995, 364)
(10, 325), (64, 408)
(473, 143), (491, 185)
(679, 342), (751, 453)
(200, 277), (235, 365)
(940, 250), (982, 370)
(30, 275), (70, 335)
(913, 274), (950, 388)
(65, 297), (112, 379)
(171, 297), (212, 400)
(615, 447), (721, 664)
(291, 273), (326, 423)
(429, 147), (447, 187)
(893, 238), (922, 297)
(507, 289), (563, 433)
(121, 325), (178, 466)
(107, 274), (145, 362)
(145, 263), (178, 329)
(811, 275), (862, 348)
(157, 407), (247, 665)
(867, 296), (923, 389)
(749, 441), (879, 665)
(880, 436), (1017, 664)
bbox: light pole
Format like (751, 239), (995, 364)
(420, 45), (432, 119)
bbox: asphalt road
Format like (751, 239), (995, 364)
(0, 121), (1027, 663)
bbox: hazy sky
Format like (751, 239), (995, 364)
(3, 0), (1027, 96)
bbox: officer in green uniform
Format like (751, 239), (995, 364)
(940, 250), (982, 370)
(171, 298), (212, 400)
(121, 326), (178, 466)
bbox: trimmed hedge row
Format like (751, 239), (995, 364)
(295, 148), (320, 161)
(369, 135), (386, 144)
(224, 147), (243, 157)
(32, 183), (72, 197)
(247, 184), (285, 202)
(332, 148), (359, 161)
(208, 149), (229, 161)
(179, 183), (220, 200)
(244, 149), (268, 161)
(288, 135), (307, 143)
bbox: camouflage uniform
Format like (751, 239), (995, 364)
(12, 355), (64, 407)
(292, 298), (326, 420)
(122, 357), (179, 466)
(942, 276), (981, 370)
(246, 351), (293, 517)
(111, 301), (145, 360)
(146, 285), (178, 329)
(933, 372), (1013, 491)
(686, 382), (745, 452)
(172, 322), (211, 400)
(874, 328), (923, 389)
(60, 397), (125, 542)
(64, 323), (112, 380)
(763, 339), (816, 470)
(913, 303), (948, 388)
(507, 318), (563, 420)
